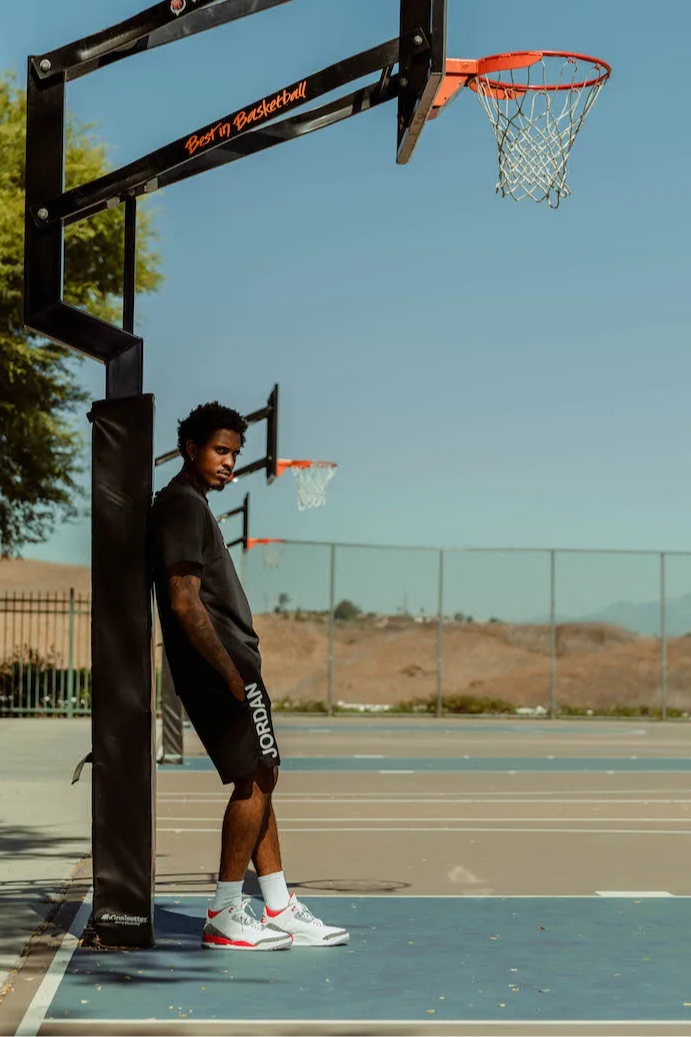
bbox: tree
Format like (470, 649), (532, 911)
(275, 593), (291, 614)
(334, 599), (361, 621)
(0, 74), (163, 556)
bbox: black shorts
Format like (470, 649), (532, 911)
(180, 676), (281, 784)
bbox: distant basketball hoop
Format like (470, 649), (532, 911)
(276, 459), (337, 511)
(246, 537), (286, 567)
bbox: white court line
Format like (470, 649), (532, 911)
(38, 1018), (691, 1029)
(158, 826), (691, 834)
(595, 891), (675, 897)
(162, 893), (686, 899)
(159, 816), (691, 823)
(158, 788), (691, 797)
(157, 797), (691, 805)
(15, 891), (92, 1037)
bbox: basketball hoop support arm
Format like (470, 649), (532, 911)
(30, 0), (296, 84)
(27, 18), (431, 229)
(218, 493), (250, 551)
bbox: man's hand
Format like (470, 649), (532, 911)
(227, 674), (247, 703)
(168, 564), (246, 701)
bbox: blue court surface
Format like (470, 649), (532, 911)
(42, 896), (691, 1026)
(160, 756), (691, 772)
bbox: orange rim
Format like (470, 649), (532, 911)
(275, 459), (337, 478)
(434, 51), (611, 108)
(469, 51), (612, 97)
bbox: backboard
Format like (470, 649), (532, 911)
(397, 0), (447, 164)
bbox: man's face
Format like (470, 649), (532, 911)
(186, 429), (241, 492)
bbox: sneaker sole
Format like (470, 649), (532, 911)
(290, 932), (350, 948)
(203, 936), (293, 951)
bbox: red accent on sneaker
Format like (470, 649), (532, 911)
(207, 908), (227, 919)
(264, 903), (291, 918)
(202, 935), (258, 947)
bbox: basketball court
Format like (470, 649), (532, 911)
(11, 1), (670, 1034)
(2, 717), (690, 1036)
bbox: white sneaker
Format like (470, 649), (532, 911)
(262, 894), (350, 947)
(203, 897), (293, 951)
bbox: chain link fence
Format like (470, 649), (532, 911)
(241, 543), (691, 718)
(4, 546), (691, 717)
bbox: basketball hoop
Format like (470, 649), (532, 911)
(246, 538), (285, 567)
(276, 459), (337, 511)
(433, 51), (611, 208)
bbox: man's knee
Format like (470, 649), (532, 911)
(231, 765), (278, 801)
(255, 764), (279, 795)
(231, 775), (255, 801)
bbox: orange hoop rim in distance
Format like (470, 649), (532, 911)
(463, 51), (612, 98)
(246, 538), (286, 549)
(275, 459), (337, 478)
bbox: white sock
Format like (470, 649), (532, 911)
(211, 880), (244, 913)
(258, 870), (291, 912)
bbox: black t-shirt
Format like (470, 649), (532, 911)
(150, 472), (261, 695)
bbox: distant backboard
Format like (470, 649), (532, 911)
(397, 0), (447, 164)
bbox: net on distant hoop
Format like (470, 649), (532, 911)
(247, 538), (285, 567)
(286, 461), (336, 511)
(262, 541), (284, 567)
(470, 52), (611, 208)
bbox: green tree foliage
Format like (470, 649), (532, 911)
(334, 599), (361, 621)
(0, 74), (163, 556)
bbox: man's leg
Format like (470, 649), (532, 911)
(219, 765), (276, 881)
(248, 774), (349, 948)
(251, 771), (291, 911)
(252, 801), (282, 876)
(203, 767), (293, 949)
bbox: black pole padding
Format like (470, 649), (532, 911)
(90, 393), (155, 948)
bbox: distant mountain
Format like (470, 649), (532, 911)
(532, 593), (691, 638)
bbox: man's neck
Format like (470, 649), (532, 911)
(180, 464), (208, 498)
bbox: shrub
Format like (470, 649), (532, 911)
(0, 645), (91, 715)
(334, 599), (361, 621)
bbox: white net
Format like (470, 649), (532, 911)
(291, 462), (336, 511)
(262, 541), (284, 567)
(472, 54), (609, 208)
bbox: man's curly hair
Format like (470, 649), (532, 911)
(177, 402), (248, 460)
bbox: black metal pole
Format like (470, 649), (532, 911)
(123, 196), (137, 335)
(243, 493), (250, 550)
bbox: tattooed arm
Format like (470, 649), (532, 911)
(168, 565), (246, 701)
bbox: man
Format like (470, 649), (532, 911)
(151, 401), (349, 951)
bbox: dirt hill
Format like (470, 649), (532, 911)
(2, 560), (687, 711)
(254, 615), (685, 710)
(0, 558), (90, 594)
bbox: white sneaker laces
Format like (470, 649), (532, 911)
(235, 897), (264, 930)
(293, 899), (323, 926)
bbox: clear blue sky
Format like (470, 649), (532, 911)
(3, 1), (691, 617)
